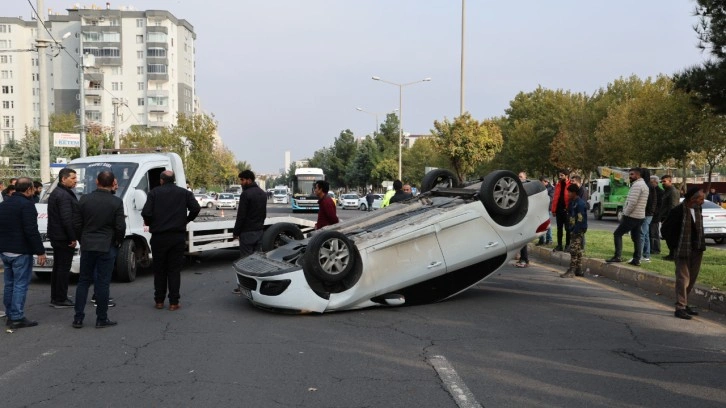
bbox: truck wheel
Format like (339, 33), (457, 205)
(114, 239), (137, 282)
(616, 208), (624, 223)
(421, 169), (459, 193)
(261, 222), (305, 251)
(596, 205), (604, 220)
(714, 237), (724, 245)
(479, 170), (527, 226)
(303, 231), (356, 283)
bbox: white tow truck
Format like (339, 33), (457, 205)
(34, 152), (315, 282)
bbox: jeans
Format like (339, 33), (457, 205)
(74, 247), (117, 322)
(2, 253), (34, 321)
(613, 216), (644, 261)
(640, 216), (653, 258)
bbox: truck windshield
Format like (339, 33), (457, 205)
(40, 162), (139, 203)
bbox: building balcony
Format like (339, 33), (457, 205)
(85, 87), (103, 96)
(148, 105), (170, 113)
(146, 89), (169, 97)
(148, 120), (170, 128)
(147, 73), (169, 81)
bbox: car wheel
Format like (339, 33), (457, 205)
(480, 170), (528, 226)
(303, 231), (356, 283)
(261, 222), (305, 251)
(359, 203), (366, 211)
(421, 169), (459, 193)
(114, 239), (137, 282)
(714, 237), (725, 245)
(206, 202), (213, 208)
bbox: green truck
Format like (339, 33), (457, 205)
(588, 166), (631, 221)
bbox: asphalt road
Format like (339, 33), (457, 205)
(2, 204), (725, 407)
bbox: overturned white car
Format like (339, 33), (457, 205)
(233, 170), (551, 313)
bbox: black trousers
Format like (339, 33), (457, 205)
(555, 209), (570, 248)
(50, 241), (75, 303)
(151, 233), (186, 305)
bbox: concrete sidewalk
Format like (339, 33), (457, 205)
(529, 245), (726, 315)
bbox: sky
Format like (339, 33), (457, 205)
(7, 0), (708, 174)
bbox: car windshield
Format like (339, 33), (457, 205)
(40, 162), (138, 203)
(343, 194), (358, 199)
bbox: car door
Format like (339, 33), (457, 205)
(435, 210), (506, 272)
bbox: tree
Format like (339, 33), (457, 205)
(430, 113), (503, 183)
(346, 137), (380, 189)
(402, 137), (448, 186)
(327, 129), (357, 188)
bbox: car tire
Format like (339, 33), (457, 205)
(206, 202), (213, 208)
(480, 170), (528, 226)
(261, 222), (305, 251)
(714, 237), (725, 245)
(596, 204), (604, 220)
(359, 203), (366, 211)
(114, 239), (137, 282)
(421, 169), (459, 193)
(303, 231), (356, 284)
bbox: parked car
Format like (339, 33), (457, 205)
(195, 193), (215, 208)
(233, 169), (550, 313)
(339, 194), (361, 209)
(215, 193), (237, 210)
(327, 192), (337, 206)
(702, 199), (726, 244)
(233, 193), (241, 206)
(358, 194), (385, 211)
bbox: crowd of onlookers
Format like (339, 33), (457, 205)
(0, 178), (45, 203)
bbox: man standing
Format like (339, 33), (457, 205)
(47, 168), (82, 308)
(551, 170), (571, 252)
(0, 178), (46, 329)
(314, 180), (339, 229)
(662, 187), (706, 320)
(649, 175), (664, 256)
(365, 190), (375, 212)
(537, 177), (554, 246)
(388, 180), (413, 205)
(607, 168), (649, 266)
(232, 170), (267, 258)
(516, 172), (530, 268)
(659, 175), (680, 261)
(561, 184), (588, 278)
(73, 171), (125, 328)
(142, 171), (200, 311)
(706, 188), (722, 206)
(32, 181), (43, 203)
(639, 169), (658, 262)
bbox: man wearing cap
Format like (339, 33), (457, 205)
(661, 187), (706, 320)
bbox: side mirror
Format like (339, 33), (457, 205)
(133, 189), (147, 210)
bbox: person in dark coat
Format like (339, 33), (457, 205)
(388, 180), (413, 205)
(142, 170), (200, 311)
(649, 176), (664, 255)
(47, 168), (82, 308)
(0, 178), (46, 329)
(73, 171), (125, 329)
(233, 170), (267, 257)
(661, 186), (706, 320)
(659, 175), (680, 260)
(365, 190), (376, 212)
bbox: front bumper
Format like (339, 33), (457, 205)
(233, 253), (329, 313)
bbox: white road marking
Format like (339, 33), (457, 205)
(0, 349), (57, 381)
(428, 354), (482, 408)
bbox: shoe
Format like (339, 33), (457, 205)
(575, 268), (584, 277)
(93, 300), (116, 308)
(169, 304), (181, 311)
(685, 306), (699, 316)
(50, 299), (75, 308)
(560, 270), (575, 278)
(642, 257), (651, 262)
(627, 260), (641, 266)
(0, 310), (5, 318)
(674, 309), (692, 320)
(155, 303), (164, 309)
(553, 245), (563, 252)
(95, 319), (117, 328)
(72, 320), (83, 329)
(515, 261), (528, 268)
(8, 317), (39, 329)
(606, 257), (623, 263)
(91, 296), (115, 303)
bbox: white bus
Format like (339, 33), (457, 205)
(291, 167), (324, 211)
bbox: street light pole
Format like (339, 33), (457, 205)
(460, 0), (466, 115)
(371, 76), (431, 180)
(36, 0), (51, 182)
(356, 107), (379, 135)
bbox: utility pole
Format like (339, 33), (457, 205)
(112, 98), (121, 151)
(36, 0), (51, 182)
(460, 0), (466, 115)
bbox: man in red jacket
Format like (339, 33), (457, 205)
(314, 180), (339, 230)
(551, 170), (571, 252)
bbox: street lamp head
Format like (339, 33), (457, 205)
(62, 32), (72, 40)
(423, 77), (432, 82)
(356, 107), (363, 111)
(371, 76), (381, 81)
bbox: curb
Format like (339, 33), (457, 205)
(529, 245), (726, 315)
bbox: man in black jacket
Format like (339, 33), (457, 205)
(661, 186), (706, 320)
(47, 168), (82, 308)
(0, 178), (47, 329)
(73, 171), (125, 329)
(142, 170), (200, 311)
(233, 170), (267, 257)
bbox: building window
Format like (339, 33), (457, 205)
(137, 98), (145, 106)
(83, 32), (120, 42)
(109, 18), (119, 26)
(137, 66), (144, 75)
(1, 85), (12, 94)
(147, 48), (166, 57)
(0, 25), (10, 33)
(147, 32), (167, 42)
(136, 35), (144, 44)
(2, 130), (14, 144)
(136, 19), (143, 28)
(137, 82), (144, 91)
(137, 50), (144, 59)
(112, 82), (122, 91)
(0, 40), (10, 49)
(0, 55), (10, 64)
(83, 47), (120, 58)
(86, 111), (101, 121)
(2, 116), (14, 128)
(0, 70), (11, 79)
(2, 101), (13, 109)
(111, 67), (122, 75)
(147, 96), (168, 106)
(147, 64), (167, 74)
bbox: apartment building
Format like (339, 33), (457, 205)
(0, 5), (196, 150)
